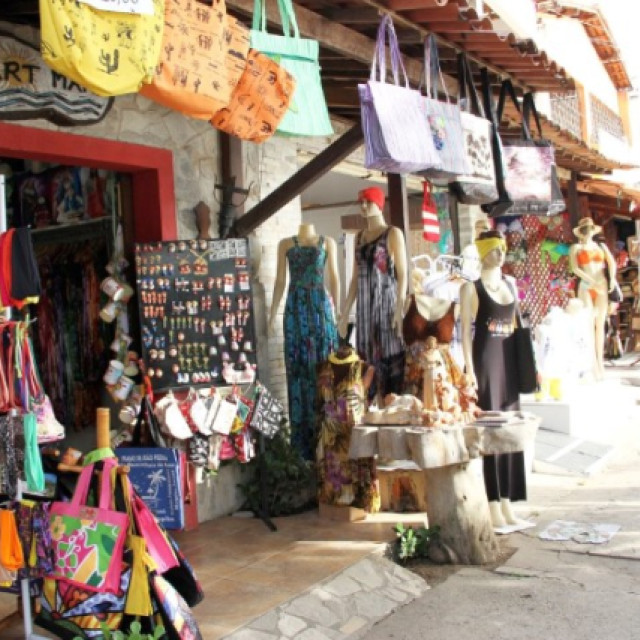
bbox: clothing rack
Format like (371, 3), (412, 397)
(0, 174), (50, 640)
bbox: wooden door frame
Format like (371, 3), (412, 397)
(0, 122), (176, 241)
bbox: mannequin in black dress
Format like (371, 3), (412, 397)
(460, 230), (528, 528)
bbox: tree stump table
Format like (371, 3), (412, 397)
(349, 415), (541, 565)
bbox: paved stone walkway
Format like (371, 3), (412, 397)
(223, 553), (429, 639)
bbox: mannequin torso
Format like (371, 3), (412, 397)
(338, 202), (407, 338)
(268, 224), (340, 333)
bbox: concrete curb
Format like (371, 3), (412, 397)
(222, 552), (430, 639)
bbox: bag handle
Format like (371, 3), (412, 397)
(497, 79), (532, 141)
(252, 0), (301, 39)
(522, 92), (545, 140)
(457, 53), (484, 118)
(424, 34), (450, 103)
(370, 14), (409, 88)
(70, 463), (96, 508)
(0, 324), (10, 412)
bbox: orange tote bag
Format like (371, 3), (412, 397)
(140, 0), (244, 120)
(211, 49), (295, 143)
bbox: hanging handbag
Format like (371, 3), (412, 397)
(250, 0), (332, 137)
(249, 382), (284, 439)
(419, 35), (470, 182)
(39, 0), (164, 97)
(480, 68), (514, 217)
(211, 48), (296, 143)
(140, 0), (243, 120)
(488, 81), (565, 217)
(421, 181), (440, 243)
(359, 14), (442, 174)
(508, 282), (538, 394)
(48, 458), (129, 594)
(150, 572), (203, 640)
(37, 474), (164, 639)
(452, 54), (499, 204)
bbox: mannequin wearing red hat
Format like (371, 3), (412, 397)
(268, 223), (340, 460)
(338, 187), (408, 399)
(569, 216), (616, 380)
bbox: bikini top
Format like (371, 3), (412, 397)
(402, 295), (456, 346)
(576, 245), (604, 267)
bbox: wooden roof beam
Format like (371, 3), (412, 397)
(234, 124), (364, 237)
(225, 0), (457, 93)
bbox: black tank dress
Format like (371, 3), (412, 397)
(472, 279), (526, 503)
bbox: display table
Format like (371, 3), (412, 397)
(350, 415), (541, 565)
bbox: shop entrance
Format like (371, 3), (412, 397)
(0, 122), (177, 437)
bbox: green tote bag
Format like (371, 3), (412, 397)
(250, 0), (333, 137)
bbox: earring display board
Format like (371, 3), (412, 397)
(135, 238), (257, 392)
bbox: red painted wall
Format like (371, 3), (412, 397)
(0, 122), (176, 241)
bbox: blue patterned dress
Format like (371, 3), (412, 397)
(284, 236), (338, 460)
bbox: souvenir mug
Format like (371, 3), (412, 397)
(118, 283), (135, 303)
(119, 403), (140, 425)
(103, 360), (125, 385)
(113, 375), (135, 401)
(101, 276), (125, 300)
(100, 301), (120, 323)
(110, 333), (133, 352)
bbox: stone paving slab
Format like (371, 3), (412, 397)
(222, 554), (429, 639)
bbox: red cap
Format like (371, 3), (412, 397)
(358, 187), (385, 210)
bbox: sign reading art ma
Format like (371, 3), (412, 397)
(0, 33), (113, 126)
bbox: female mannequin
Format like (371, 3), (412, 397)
(460, 216), (491, 281)
(268, 223), (340, 460)
(338, 187), (408, 400)
(568, 217), (616, 381)
(460, 230), (527, 528)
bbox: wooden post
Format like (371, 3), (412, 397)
(96, 407), (111, 450)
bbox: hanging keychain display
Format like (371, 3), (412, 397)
(135, 238), (257, 392)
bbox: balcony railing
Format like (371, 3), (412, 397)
(590, 94), (625, 146)
(549, 92), (582, 140)
(546, 90), (629, 162)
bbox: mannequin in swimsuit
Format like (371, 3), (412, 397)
(568, 217), (616, 381)
(268, 223), (340, 335)
(338, 193), (407, 340)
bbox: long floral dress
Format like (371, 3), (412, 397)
(316, 350), (379, 512)
(284, 236), (338, 460)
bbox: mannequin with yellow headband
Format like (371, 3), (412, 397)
(460, 229), (528, 529)
(338, 187), (408, 399)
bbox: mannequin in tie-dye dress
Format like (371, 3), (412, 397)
(269, 225), (339, 460)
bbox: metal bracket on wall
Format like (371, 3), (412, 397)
(214, 177), (250, 239)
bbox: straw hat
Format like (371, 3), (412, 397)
(573, 216), (601, 237)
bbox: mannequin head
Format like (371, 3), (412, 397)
(358, 187), (386, 218)
(573, 216), (601, 242)
(475, 230), (507, 268)
(473, 216), (491, 240)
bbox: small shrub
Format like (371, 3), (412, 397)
(237, 421), (316, 517)
(393, 523), (440, 563)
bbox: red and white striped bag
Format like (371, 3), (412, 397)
(421, 181), (440, 243)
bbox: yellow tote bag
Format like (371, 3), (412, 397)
(140, 1), (249, 120)
(39, 0), (164, 97)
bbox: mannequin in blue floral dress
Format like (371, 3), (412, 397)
(269, 224), (340, 460)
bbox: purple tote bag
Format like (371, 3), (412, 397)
(359, 15), (442, 175)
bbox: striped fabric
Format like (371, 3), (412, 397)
(355, 228), (405, 398)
